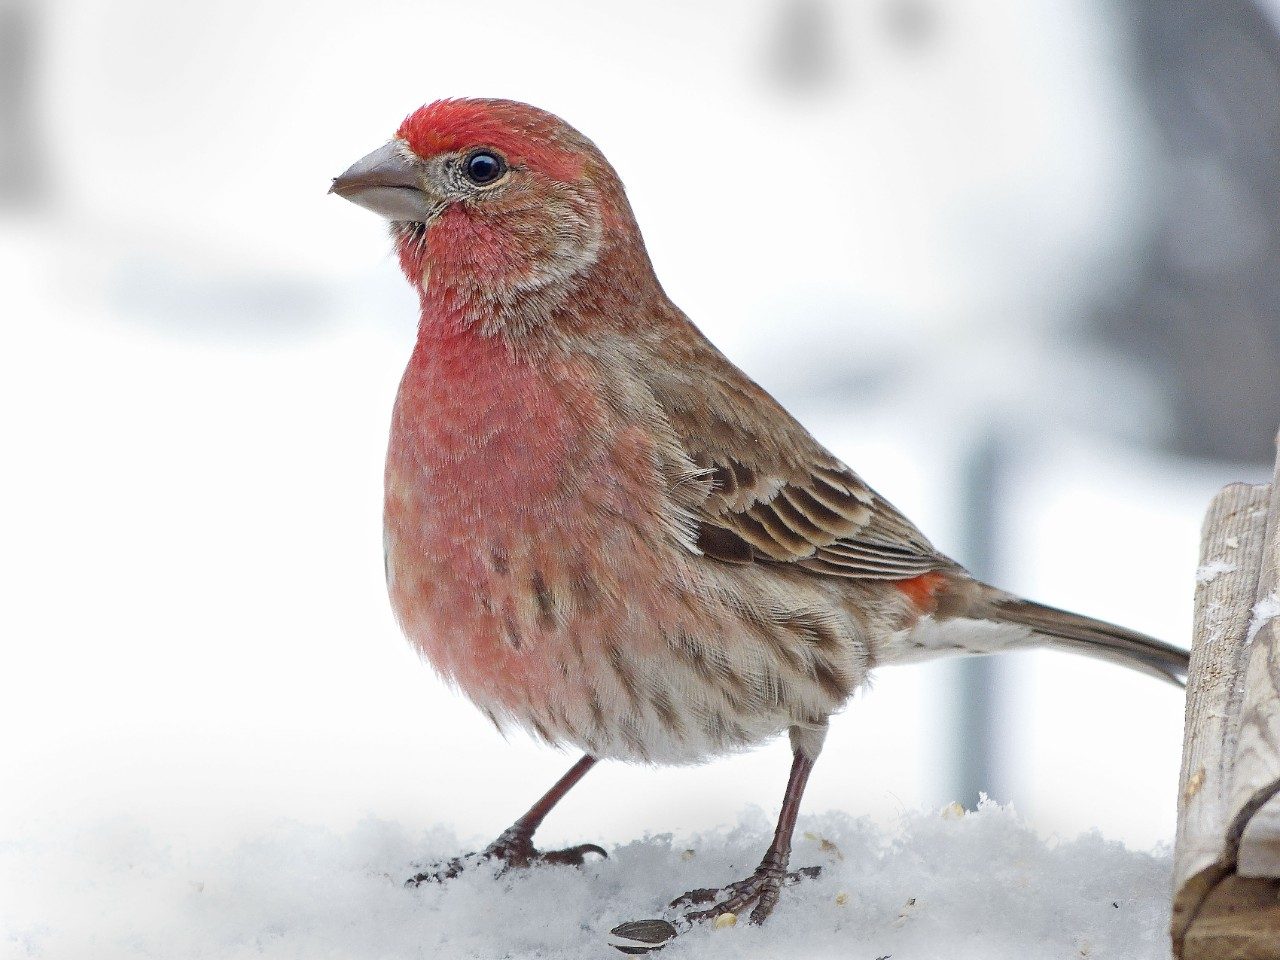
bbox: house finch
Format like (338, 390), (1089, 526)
(331, 98), (1188, 952)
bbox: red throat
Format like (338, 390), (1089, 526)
(394, 207), (529, 327)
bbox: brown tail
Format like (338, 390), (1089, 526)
(979, 591), (1189, 686)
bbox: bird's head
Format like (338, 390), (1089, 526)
(332, 99), (655, 333)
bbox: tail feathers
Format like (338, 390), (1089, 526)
(981, 593), (1189, 687)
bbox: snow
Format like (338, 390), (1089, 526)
(1195, 560), (1237, 585)
(1247, 593), (1280, 646)
(1, 801), (1172, 960)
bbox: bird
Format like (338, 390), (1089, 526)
(330, 98), (1189, 953)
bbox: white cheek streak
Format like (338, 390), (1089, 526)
(514, 202), (604, 294)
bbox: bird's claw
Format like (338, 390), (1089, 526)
(665, 865), (820, 911)
(405, 834), (607, 887)
(608, 864), (821, 952)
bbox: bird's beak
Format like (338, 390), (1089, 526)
(330, 141), (440, 222)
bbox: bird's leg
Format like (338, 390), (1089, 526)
(406, 754), (606, 886)
(609, 737), (823, 953)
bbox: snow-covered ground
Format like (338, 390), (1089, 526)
(2, 801), (1172, 960)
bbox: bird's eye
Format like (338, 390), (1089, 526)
(464, 151), (506, 186)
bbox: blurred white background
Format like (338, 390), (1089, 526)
(2, 0), (1277, 869)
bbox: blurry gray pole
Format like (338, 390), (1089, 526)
(0, 0), (46, 206)
(950, 429), (1008, 807)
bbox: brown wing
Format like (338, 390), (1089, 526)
(687, 451), (948, 580)
(643, 318), (951, 582)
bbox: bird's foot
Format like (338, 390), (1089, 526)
(405, 826), (607, 886)
(608, 862), (821, 953)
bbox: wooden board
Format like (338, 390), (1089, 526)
(1174, 433), (1280, 958)
(1182, 877), (1280, 960)
(1235, 472), (1280, 879)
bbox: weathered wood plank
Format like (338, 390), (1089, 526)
(1174, 432), (1280, 958)
(1173, 482), (1271, 947)
(1233, 465), (1280, 877)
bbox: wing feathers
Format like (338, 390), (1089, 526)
(638, 317), (949, 584)
(693, 459), (948, 581)
(770, 492), (829, 545)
